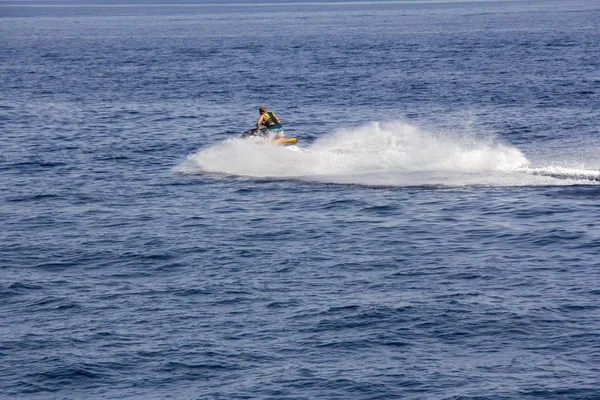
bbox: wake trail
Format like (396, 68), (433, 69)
(518, 166), (600, 183)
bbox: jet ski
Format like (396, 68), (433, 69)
(240, 127), (298, 146)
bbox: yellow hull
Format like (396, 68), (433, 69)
(272, 138), (298, 146)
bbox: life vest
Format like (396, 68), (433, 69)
(261, 111), (281, 127)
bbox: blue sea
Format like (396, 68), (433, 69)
(1, 0), (600, 398)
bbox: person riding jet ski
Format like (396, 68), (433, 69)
(239, 106), (297, 146)
(256, 106), (285, 142)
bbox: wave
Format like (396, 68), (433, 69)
(177, 121), (600, 187)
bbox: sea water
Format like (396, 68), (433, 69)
(1, 0), (599, 399)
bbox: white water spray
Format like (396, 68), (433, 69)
(177, 121), (599, 186)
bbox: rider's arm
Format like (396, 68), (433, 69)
(256, 114), (265, 129)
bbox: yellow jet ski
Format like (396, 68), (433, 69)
(272, 137), (298, 146)
(240, 127), (298, 146)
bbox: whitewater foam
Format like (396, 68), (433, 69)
(177, 121), (599, 187)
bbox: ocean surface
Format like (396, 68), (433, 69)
(1, 0), (600, 398)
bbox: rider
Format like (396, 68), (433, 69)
(256, 106), (284, 142)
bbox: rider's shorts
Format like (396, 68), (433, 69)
(268, 123), (284, 133)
